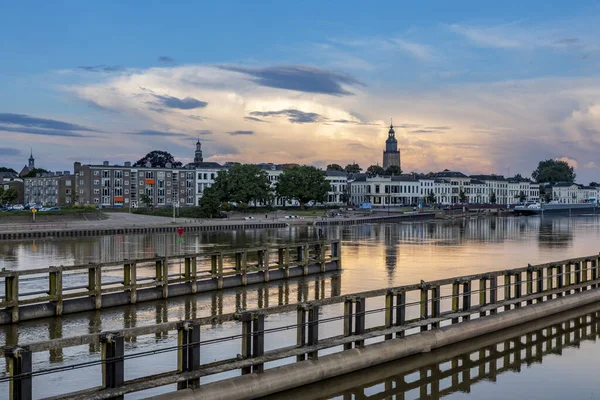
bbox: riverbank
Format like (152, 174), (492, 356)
(0, 211), (435, 240)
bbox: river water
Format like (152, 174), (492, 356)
(1, 215), (599, 399)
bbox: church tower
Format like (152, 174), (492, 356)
(194, 140), (203, 163)
(28, 149), (35, 169)
(382, 121), (401, 170)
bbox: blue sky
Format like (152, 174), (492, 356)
(1, 1), (600, 182)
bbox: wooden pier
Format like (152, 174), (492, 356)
(1, 253), (599, 399)
(0, 240), (341, 324)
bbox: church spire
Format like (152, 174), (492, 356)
(28, 148), (35, 169)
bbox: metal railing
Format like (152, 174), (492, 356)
(1, 252), (599, 399)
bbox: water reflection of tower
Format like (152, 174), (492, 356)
(384, 224), (398, 283)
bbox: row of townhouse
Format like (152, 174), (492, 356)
(70, 161), (347, 208)
(347, 171), (541, 207)
(550, 183), (599, 204)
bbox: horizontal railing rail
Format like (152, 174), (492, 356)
(1, 252), (599, 399)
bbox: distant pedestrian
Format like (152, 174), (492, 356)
(265, 214), (268, 219)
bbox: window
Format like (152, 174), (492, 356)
(139, 180), (144, 186)
(80, 171), (84, 176)
(124, 171), (129, 177)
(93, 180), (99, 185)
(124, 180), (129, 185)
(210, 173), (215, 179)
(94, 198), (100, 203)
(167, 173), (171, 178)
(66, 189), (71, 195)
(125, 189), (129, 195)
(102, 170), (110, 178)
(94, 171), (99, 176)
(115, 170), (123, 178)
(145, 171), (154, 179)
(79, 179), (84, 185)
(66, 180), (72, 186)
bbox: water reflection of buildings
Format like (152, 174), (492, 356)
(538, 218), (574, 249)
(272, 305), (600, 400)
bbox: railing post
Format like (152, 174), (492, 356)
(5, 275), (19, 323)
(344, 295), (366, 349)
(240, 251), (248, 286)
(217, 253), (224, 290)
(490, 275), (498, 315)
(479, 277), (488, 317)
(565, 263), (572, 295)
(101, 332), (124, 399)
(420, 283), (429, 332)
(556, 264), (564, 297)
(504, 273), (512, 311)
(261, 249), (270, 283)
(462, 280), (471, 321)
(49, 267), (63, 316)
(546, 266), (554, 301)
(514, 272), (522, 308)
(331, 240), (342, 270)
(237, 311), (264, 374)
(452, 280), (460, 323)
(5, 346), (32, 400)
(89, 266), (102, 309)
(319, 241), (327, 273)
(210, 254), (218, 276)
(526, 266), (534, 305)
(124, 261), (137, 304)
(582, 259), (589, 290)
(303, 245), (310, 275)
(185, 257), (197, 294)
(297, 303), (319, 361)
(592, 257), (599, 289)
(177, 320), (201, 390)
(280, 247), (290, 278)
(431, 285), (440, 329)
(155, 259), (168, 298)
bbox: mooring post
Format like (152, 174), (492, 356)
(420, 283), (429, 332)
(48, 267), (63, 316)
(100, 332), (124, 399)
(177, 320), (201, 390)
(331, 240), (342, 270)
(5, 346), (32, 400)
(452, 280), (460, 323)
(124, 261), (137, 304)
(431, 285), (441, 328)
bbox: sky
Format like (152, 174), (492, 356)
(1, 1), (600, 182)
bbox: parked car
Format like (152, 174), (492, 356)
(11, 204), (24, 210)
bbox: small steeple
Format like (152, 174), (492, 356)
(388, 118), (395, 137)
(194, 138), (203, 163)
(28, 148), (35, 169)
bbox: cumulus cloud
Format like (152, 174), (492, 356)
(556, 156), (578, 169)
(153, 94), (208, 110)
(249, 109), (322, 124)
(584, 161), (600, 169)
(218, 65), (363, 96)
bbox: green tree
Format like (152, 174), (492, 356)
(198, 186), (222, 217)
(385, 165), (402, 175)
(344, 163), (362, 173)
(327, 164), (344, 172)
(0, 186), (4, 204)
(426, 191), (436, 204)
(1, 188), (18, 204)
(0, 167), (17, 174)
(22, 168), (49, 178)
(531, 159), (576, 184)
(212, 164), (271, 206)
(276, 166), (330, 209)
(518, 191), (527, 202)
(458, 189), (467, 203)
(366, 165), (385, 176)
(139, 194), (152, 208)
(490, 191), (497, 204)
(133, 150), (182, 168)
(589, 182), (599, 187)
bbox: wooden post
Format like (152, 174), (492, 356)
(556, 264), (564, 297)
(592, 257), (599, 289)
(281, 247), (290, 278)
(240, 251), (248, 286)
(490, 275), (498, 315)
(319, 241), (327, 273)
(297, 303), (319, 360)
(49, 267), (63, 316)
(565, 263), (572, 295)
(240, 312), (252, 375)
(526, 267), (534, 305)
(452, 280), (460, 323)
(303, 245), (310, 275)
(462, 280), (471, 321)
(100, 332), (124, 399)
(420, 284), (429, 332)
(343, 297), (354, 350)
(88, 266), (102, 309)
(546, 266), (554, 300)
(504, 273), (511, 311)
(479, 277), (488, 317)
(354, 296), (366, 347)
(5, 346), (32, 400)
(252, 314), (265, 373)
(124, 262), (137, 304)
(262, 249), (270, 282)
(575, 261), (582, 292)
(514, 272), (522, 308)
(177, 320), (200, 390)
(296, 304), (307, 362)
(217, 253), (224, 290)
(431, 285), (440, 329)
(210, 254), (218, 276)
